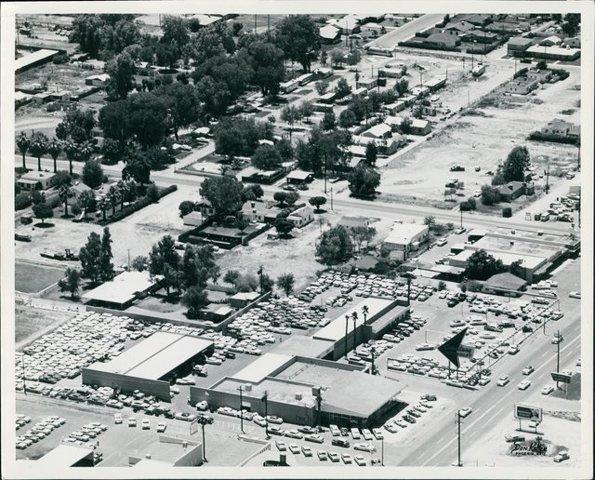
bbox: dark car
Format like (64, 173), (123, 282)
(522, 325), (533, 333)
(332, 438), (350, 448)
(447, 299), (458, 307)
(224, 351), (236, 359)
(340, 427), (349, 436)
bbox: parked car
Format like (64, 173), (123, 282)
(156, 422), (167, 433)
(114, 414), (122, 424)
(275, 441), (287, 451)
(518, 380), (532, 390)
(522, 365), (535, 376)
(128, 417), (137, 427)
(497, 376), (510, 387)
(332, 438), (350, 448)
(541, 385), (555, 395)
(354, 455), (367, 466)
(553, 451), (570, 463)
(458, 407), (472, 418)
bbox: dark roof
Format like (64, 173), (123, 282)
(485, 272), (527, 291)
(352, 255), (381, 271)
(426, 33), (459, 46)
(497, 181), (525, 194)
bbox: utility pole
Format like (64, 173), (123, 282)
(544, 164), (550, 194)
(370, 347), (376, 375)
(254, 14), (257, 34)
(555, 329), (561, 388)
(381, 437), (384, 466)
(262, 391), (270, 439)
(22, 355), (27, 395)
(352, 313), (357, 353)
(257, 265), (264, 295)
(238, 386), (245, 433)
(344, 315), (349, 357)
(127, 249), (131, 271)
(330, 186), (334, 211)
(456, 410), (462, 467)
(460, 205), (463, 229)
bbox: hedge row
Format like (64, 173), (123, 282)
(98, 184), (177, 225)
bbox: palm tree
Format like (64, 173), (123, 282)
(47, 138), (63, 173)
(362, 305), (369, 325)
(16, 131), (30, 170)
(78, 189), (95, 220)
(59, 184), (72, 217)
(64, 141), (79, 175)
(97, 196), (108, 222)
(107, 185), (119, 216)
(29, 132), (49, 171)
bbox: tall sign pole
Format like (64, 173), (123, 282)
(457, 411), (462, 467)
(238, 386), (244, 433)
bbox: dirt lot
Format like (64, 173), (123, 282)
(15, 304), (75, 344)
(14, 185), (193, 269)
(379, 66), (580, 207)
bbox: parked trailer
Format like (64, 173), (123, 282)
(296, 73), (314, 86)
(280, 79), (299, 94)
(365, 46), (393, 57)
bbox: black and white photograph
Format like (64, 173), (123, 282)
(1, 1), (592, 478)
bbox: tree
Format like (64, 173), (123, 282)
(275, 137), (294, 161)
(99, 227), (115, 281)
(350, 226), (376, 253)
(242, 184), (264, 202)
(58, 268), (82, 299)
(99, 101), (130, 145)
(179, 200), (195, 218)
(315, 80), (329, 95)
(423, 215), (436, 229)
(182, 286), (209, 319)
(365, 142), (377, 166)
(161, 15), (190, 57)
(339, 109), (357, 128)
(32, 202), (53, 226)
(79, 231), (102, 284)
(502, 146), (530, 182)
(107, 185), (120, 215)
(394, 78), (409, 95)
(29, 132), (49, 171)
(244, 41), (285, 96)
(277, 273), (295, 296)
(348, 163), (380, 198)
(251, 144), (282, 171)
(149, 235), (180, 296)
(97, 197), (108, 222)
(509, 259), (523, 277)
(131, 255), (149, 272)
(300, 100), (314, 123)
(280, 105), (302, 142)
(213, 117), (273, 158)
(58, 184), (72, 217)
(78, 189), (96, 219)
(200, 176), (244, 218)
(223, 270), (240, 285)
(316, 225), (354, 265)
(159, 82), (202, 139)
(464, 249), (505, 280)
(101, 138), (123, 165)
(47, 138), (63, 173)
(275, 217), (295, 238)
(145, 184), (160, 203)
(481, 185), (500, 206)
(275, 15), (320, 72)
(260, 273), (274, 293)
(70, 15), (105, 57)
(561, 13), (580, 37)
(330, 48), (345, 67)
(16, 132), (30, 170)
(335, 78), (351, 98)
(308, 196), (327, 212)
(122, 156), (150, 186)
(82, 160), (103, 188)
(126, 92), (169, 148)
(56, 107), (96, 144)
(106, 51), (136, 99)
(321, 111), (336, 131)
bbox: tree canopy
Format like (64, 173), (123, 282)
(316, 225), (354, 265)
(348, 163), (380, 197)
(199, 176), (244, 218)
(464, 249), (506, 281)
(274, 15), (320, 72)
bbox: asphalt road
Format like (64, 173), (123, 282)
(15, 154), (575, 236)
(366, 14), (445, 49)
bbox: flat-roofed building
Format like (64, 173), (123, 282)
(33, 444), (95, 467)
(82, 331), (214, 401)
(82, 271), (162, 309)
(17, 171), (56, 191)
(382, 223), (429, 261)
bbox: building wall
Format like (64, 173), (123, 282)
(173, 444), (204, 466)
(82, 368), (172, 401)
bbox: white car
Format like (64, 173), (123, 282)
(541, 385), (555, 395)
(551, 335), (563, 344)
(361, 429), (374, 441)
(568, 291), (580, 299)
(436, 238), (447, 247)
(128, 417), (137, 427)
(350, 428), (361, 439)
(458, 407), (472, 418)
(518, 380), (532, 390)
(522, 365), (535, 375)
(141, 419), (150, 430)
(353, 442), (376, 452)
(114, 414), (123, 424)
(497, 376), (510, 387)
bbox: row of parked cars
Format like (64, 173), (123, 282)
(383, 394), (439, 432)
(15, 415), (65, 450)
(276, 441), (374, 466)
(62, 422), (108, 446)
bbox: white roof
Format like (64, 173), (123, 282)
(384, 223), (428, 246)
(319, 24), (341, 39)
(86, 73), (110, 81)
(188, 14), (220, 25)
(363, 123), (392, 138)
(82, 271), (160, 305)
(15, 49), (57, 72)
(526, 45), (580, 57)
(411, 118), (429, 128)
(313, 297), (395, 342)
(287, 169), (312, 180)
(232, 353), (292, 383)
(35, 444), (93, 466)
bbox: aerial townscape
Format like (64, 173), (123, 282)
(5, 6), (590, 476)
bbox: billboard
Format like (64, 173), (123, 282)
(514, 404), (542, 422)
(551, 372), (572, 384)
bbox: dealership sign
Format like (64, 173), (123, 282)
(551, 371), (572, 384)
(457, 344), (475, 359)
(438, 328), (468, 367)
(514, 404), (543, 422)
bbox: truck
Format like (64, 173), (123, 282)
(472, 64), (486, 77)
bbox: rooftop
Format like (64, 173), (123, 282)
(485, 272), (527, 291)
(82, 270), (160, 305)
(15, 48), (59, 72)
(87, 331), (213, 380)
(384, 223), (428, 246)
(230, 353), (293, 383)
(19, 170), (56, 181)
(313, 297), (396, 342)
(35, 444), (93, 466)
(270, 335), (334, 359)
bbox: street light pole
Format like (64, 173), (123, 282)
(238, 386), (244, 434)
(262, 391), (270, 439)
(352, 312), (357, 353)
(460, 205), (463, 229)
(456, 410), (462, 467)
(381, 437), (384, 466)
(344, 315), (349, 357)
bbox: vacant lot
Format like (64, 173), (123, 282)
(15, 261), (64, 293)
(380, 66), (580, 207)
(15, 305), (75, 344)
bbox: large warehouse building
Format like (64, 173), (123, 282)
(82, 332), (214, 401)
(190, 354), (403, 428)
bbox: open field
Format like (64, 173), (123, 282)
(379, 66), (580, 206)
(15, 261), (64, 293)
(15, 305), (75, 344)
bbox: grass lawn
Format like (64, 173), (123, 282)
(15, 305), (75, 344)
(15, 261), (65, 293)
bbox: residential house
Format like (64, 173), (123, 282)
(361, 123), (392, 140)
(356, 77), (378, 90)
(540, 119), (580, 140)
(287, 205), (314, 228)
(563, 36), (580, 48)
(229, 291), (260, 309)
(15, 91), (33, 108)
(461, 30), (498, 44)
(241, 200), (281, 223)
(182, 211), (205, 227)
(486, 22), (526, 34)
(539, 35), (562, 47)
(410, 119), (431, 135)
(329, 15), (361, 35)
(460, 14), (493, 26)
(524, 45), (581, 61)
(495, 181), (525, 202)
(195, 198), (215, 218)
(507, 36), (534, 55)
(85, 73), (110, 87)
(286, 170), (314, 185)
(338, 216), (370, 230)
(425, 77), (447, 92)
(319, 24), (341, 43)
(360, 22), (385, 36)
(443, 20), (475, 34)
(424, 33), (461, 50)
(504, 78), (539, 95)
(17, 171), (56, 191)
(348, 145), (367, 158)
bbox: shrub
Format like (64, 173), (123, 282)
(502, 207), (512, 218)
(47, 195), (62, 209)
(71, 203), (82, 216)
(145, 184), (160, 203)
(31, 190), (45, 205)
(15, 193), (32, 210)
